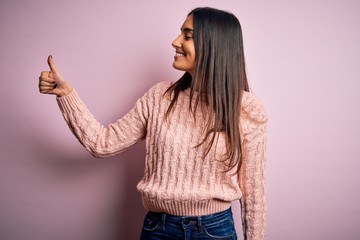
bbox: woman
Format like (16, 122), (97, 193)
(39, 7), (267, 240)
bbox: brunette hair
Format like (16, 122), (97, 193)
(166, 7), (249, 172)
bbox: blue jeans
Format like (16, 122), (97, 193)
(140, 208), (237, 239)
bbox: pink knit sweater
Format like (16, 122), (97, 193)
(56, 81), (267, 239)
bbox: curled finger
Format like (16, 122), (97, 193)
(39, 71), (54, 83)
(39, 86), (53, 94)
(39, 82), (57, 93)
(39, 80), (56, 87)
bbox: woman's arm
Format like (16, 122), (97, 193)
(39, 55), (148, 157)
(56, 90), (148, 158)
(239, 94), (268, 240)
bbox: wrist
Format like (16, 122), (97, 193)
(57, 85), (73, 98)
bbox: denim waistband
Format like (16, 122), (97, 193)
(147, 207), (233, 226)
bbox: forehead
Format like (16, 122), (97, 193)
(181, 15), (194, 31)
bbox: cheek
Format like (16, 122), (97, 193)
(191, 47), (196, 62)
(190, 53), (196, 65)
(188, 48), (196, 62)
(184, 43), (196, 58)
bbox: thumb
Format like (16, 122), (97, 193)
(47, 55), (58, 73)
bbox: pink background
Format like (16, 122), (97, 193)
(1, 0), (359, 239)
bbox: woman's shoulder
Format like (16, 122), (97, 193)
(149, 81), (173, 93)
(241, 91), (268, 124)
(141, 81), (173, 100)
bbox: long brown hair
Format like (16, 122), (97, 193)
(166, 7), (249, 172)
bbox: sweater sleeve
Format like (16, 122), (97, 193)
(56, 87), (154, 158)
(239, 94), (268, 240)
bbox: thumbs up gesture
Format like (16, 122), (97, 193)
(39, 55), (73, 97)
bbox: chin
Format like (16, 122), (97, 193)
(172, 64), (184, 71)
(173, 64), (189, 72)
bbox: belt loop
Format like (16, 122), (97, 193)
(197, 216), (203, 232)
(160, 213), (166, 229)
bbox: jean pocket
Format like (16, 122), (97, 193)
(142, 213), (162, 232)
(203, 217), (236, 239)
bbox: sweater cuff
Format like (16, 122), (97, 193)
(56, 89), (86, 114)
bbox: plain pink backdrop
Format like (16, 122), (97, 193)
(1, 0), (359, 239)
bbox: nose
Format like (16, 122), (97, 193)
(172, 35), (181, 49)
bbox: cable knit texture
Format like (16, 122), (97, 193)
(56, 81), (267, 240)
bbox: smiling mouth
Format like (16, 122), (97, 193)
(175, 52), (186, 57)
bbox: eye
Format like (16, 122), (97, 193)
(185, 35), (193, 40)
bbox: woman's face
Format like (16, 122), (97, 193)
(172, 15), (196, 76)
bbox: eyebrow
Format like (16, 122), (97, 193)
(181, 27), (194, 33)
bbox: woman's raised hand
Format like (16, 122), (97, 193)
(39, 55), (73, 97)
